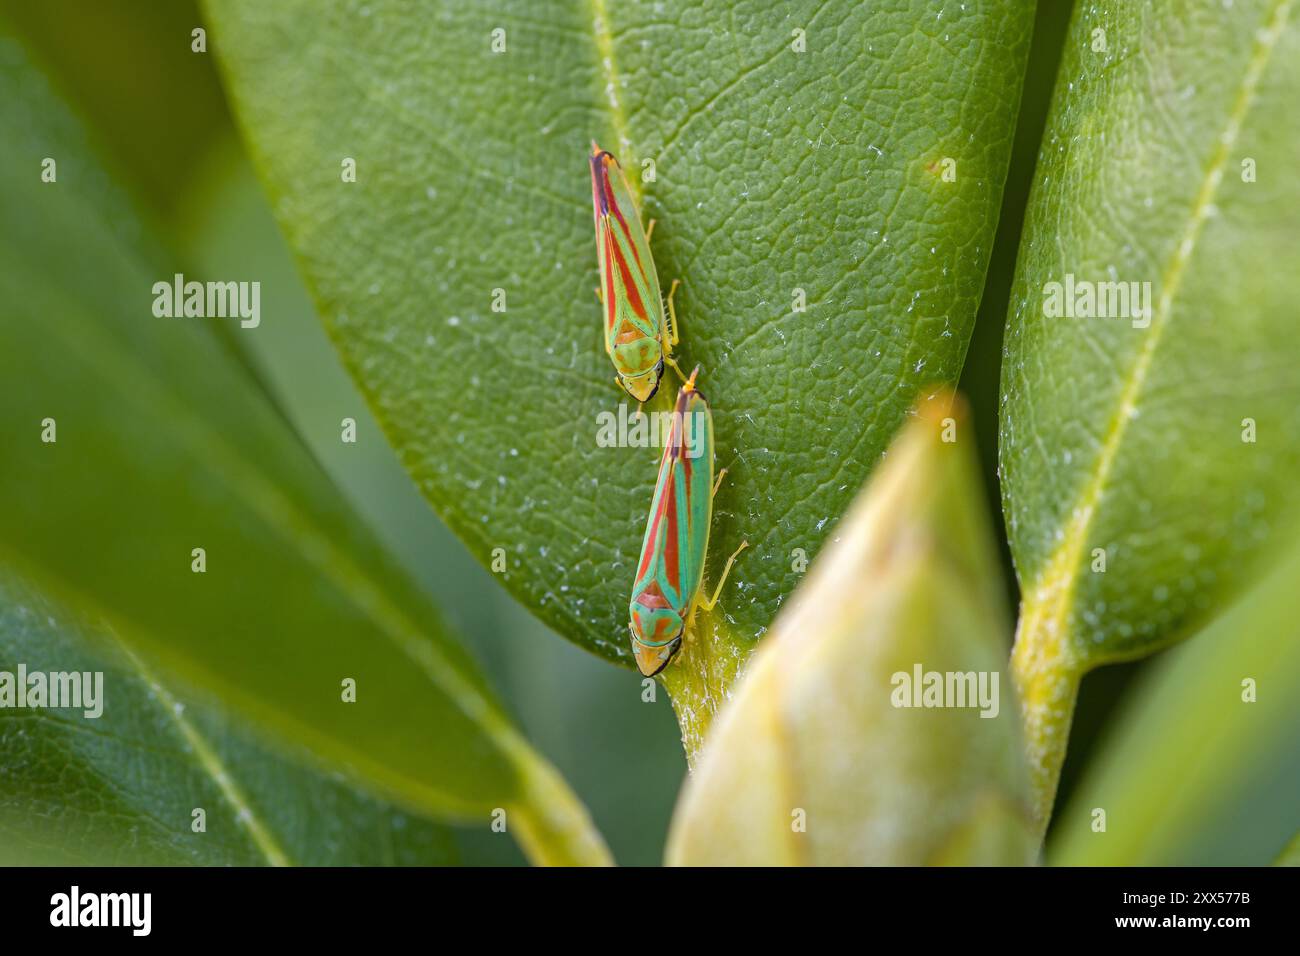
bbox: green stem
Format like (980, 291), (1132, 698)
(505, 744), (614, 867)
(1010, 596), (1083, 841)
(661, 610), (748, 768)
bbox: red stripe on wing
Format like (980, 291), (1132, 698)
(637, 437), (676, 580)
(601, 225), (618, 334)
(636, 421), (680, 581)
(669, 389), (699, 578)
(590, 151), (610, 218)
(602, 172), (647, 277)
(609, 227), (649, 323)
(636, 494), (664, 580)
(662, 466), (681, 588)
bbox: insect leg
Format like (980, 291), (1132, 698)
(664, 278), (681, 346)
(711, 467), (728, 499)
(660, 279), (690, 384)
(698, 540), (749, 612)
(645, 218), (656, 242)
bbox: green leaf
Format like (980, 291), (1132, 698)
(0, 33), (608, 866)
(666, 395), (1034, 865)
(1048, 530), (1300, 866)
(0, 570), (458, 866)
(0, 0), (230, 221)
(204, 0), (1034, 740)
(1276, 833), (1300, 867)
(999, 0), (1300, 827)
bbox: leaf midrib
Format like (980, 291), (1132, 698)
(108, 632), (293, 866)
(588, 0), (633, 182)
(1017, 0), (1293, 664)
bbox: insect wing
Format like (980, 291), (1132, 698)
(589, 147), (663, 359)
(632, 385), (713, 615)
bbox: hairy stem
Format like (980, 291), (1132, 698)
(661, 610), (748, 768)
(1010, 595), (1083, 840)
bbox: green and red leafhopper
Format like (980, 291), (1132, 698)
(589, 142), (684, 403)
(628, 366), (747, 676)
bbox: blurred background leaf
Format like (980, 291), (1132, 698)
(0, 0), (681, 866)
(999, 0), (1300, 826)
(0, 0), (230, 222)
(1276, 833), (1300, 866)
(0, 571), (459, 866)
(1048, 527), (1300, 866)
(668, 395), (1034, 865)
(0, 29), (607, 866)
(204, 0), (1035, 741)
